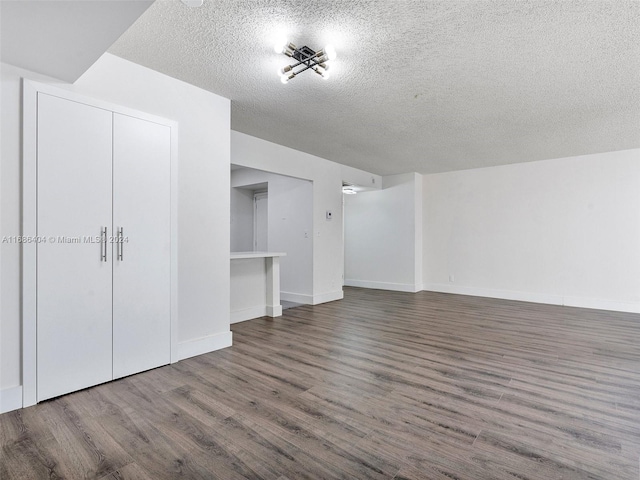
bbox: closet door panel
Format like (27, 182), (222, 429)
(113, 114), (171, 379)
(36, 93), (113, 401)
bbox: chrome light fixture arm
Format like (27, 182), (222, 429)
(275, 41), (336, 83)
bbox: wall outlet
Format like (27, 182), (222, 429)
(326, 210), (333, 220)
(449, 274), (455, 283)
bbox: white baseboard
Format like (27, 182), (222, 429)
(266, 305), (283, 317)
(231, 306), (267, 324)
(423, 283), (640, 314)
(0, 385), (23, 414)
(281, 291), (313, 304)
(175, 331), (233, 362)
(423, 283), (563, 305)
(281, 290), (344, 305)
(345, 279), (421, 293)
(312, 290), (344, 305)
(563, 296), (640, 314)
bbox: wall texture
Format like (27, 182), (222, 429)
(422, 149), (640, 313)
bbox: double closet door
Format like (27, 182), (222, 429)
(36, 93), (171, 402)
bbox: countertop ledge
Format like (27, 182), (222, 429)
(230, 251), (287, 259)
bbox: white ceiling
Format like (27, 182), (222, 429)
(1, 0), (152, 82)
(110, 0), (640, 175)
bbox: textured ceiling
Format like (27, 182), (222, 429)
(110, 0), (640, 175)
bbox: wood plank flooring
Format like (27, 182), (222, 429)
(2, 287), (640, 479)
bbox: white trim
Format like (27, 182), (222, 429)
(169, 113), (179, 364)
(24, 80), (177, 127)
(22, 80), (179, 408)
(312, 289), (344, 305)
(22, 80), (38, 407)
(1, 386), (24, 414)
(231, 306), (267, 324)
(266, 305), (283, 317)
(175, 332), (233, 361)
(423, 284), (640, 314)
(282, 290), (345, 305)
(230, 251), (286, 259)
(562, 296), (640, 314)
(281, 291), (314, 304)
(423, 283), (563, 305)
(345, 279), (421, 293)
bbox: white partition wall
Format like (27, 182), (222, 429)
(230, 252), (285, 323)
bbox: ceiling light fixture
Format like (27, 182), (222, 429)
(275, 41), (336, 83)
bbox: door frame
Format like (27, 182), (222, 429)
(253, 190), (268, 251)
(22, 80), (179, 407)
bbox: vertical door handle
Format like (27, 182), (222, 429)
(117, 227), (124, 261)
(101, 227), (107, 262)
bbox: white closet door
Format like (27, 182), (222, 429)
(37, 93), (113, 401)
(112, 113), (171, 379)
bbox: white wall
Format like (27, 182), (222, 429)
(231, 167), (313, 299)
(0, 54), (231, 407)
(423, 149), (640, 313)
(230, 186), (254, 252)
(268, 175), (313, 300)
(232, 131), (378, 305)
(230, 258), (267, 322)
(341, 164), (382, 190)
(344, 173), (423, 292)
(1, 64), (63, 394)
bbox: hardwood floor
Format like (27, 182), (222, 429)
(2, 287), (640, 479)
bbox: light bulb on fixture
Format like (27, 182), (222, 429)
(275, 41), (334, 83)
(313, 67), (330, 80)
(324, 44), (337, 60)
(273, 39), (288, 54)
(281, 73), (295, 84)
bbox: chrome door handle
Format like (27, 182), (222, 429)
(101, 227), (107, 262)
(118, 227), (124, 261)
